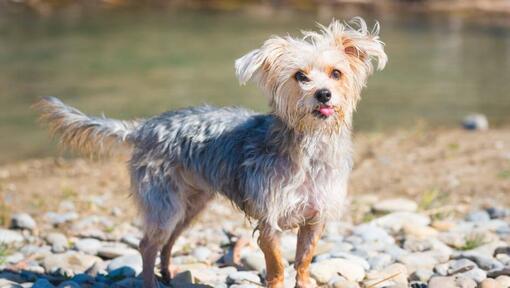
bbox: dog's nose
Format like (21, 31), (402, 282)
(315, 89), (331, 104)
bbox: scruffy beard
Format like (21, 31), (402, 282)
(291, 106), (346, 135)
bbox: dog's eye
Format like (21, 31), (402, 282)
(294, 71), (310, 83)
(330, 69), (342, 80)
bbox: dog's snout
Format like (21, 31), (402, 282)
(315, 89), (331, 104)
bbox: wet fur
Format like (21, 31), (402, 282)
(35, 18), (387, 288)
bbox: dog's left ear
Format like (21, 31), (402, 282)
(329, 18), (388, 74)
(235, 37), (289, 85)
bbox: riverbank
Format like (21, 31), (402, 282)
(0, 127), (509, 287)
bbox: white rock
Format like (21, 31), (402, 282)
(10, 213), (36, 230)
(372, 212), (430, 232)
(42, 251), (102, 276)
(364, 263), (408, 288)
(0, 228), (24, 244)
(74, 238), (102, 255)
(107, 254), (143, 275)
(373, 198), (418, 213)
(310, 258), (365, 284)
(46, 233), (68, 253)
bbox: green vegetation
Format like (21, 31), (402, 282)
(459, 233), (487, 251)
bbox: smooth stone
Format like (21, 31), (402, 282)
(486, 207), (509, 219)
(73, 238), (102, 255)
(310, 258), (365, 284)
(398, 252), (438, 273)
(32, 279), (56, 288)
(352, 224), (394, 244)
(241, 252), (266, 273)
(329, 252), (370, 271)
(46, 233), (68, 253)
(56, 281), (80, 288)
(42, 251), (102, 276)
(447, 259), (477, 274)
(0, 279), (23, 288)
(192, 246), (212, 262)
(10, 213), (36, 230)
(368, 254), (392, 270)
(462, 113), (489, 130)
(403, 224), (438, 239)
(466, 211), (491, 222)
(107, 254), (143, 275)
(364, 263), (408, 288)
(410, 269), (434, 282)
(45, 212), (78, 225)
(120, 235), (140, 249)
(0, 228), (24, 244)
(329, 275), (360, 288)
(372, 212), (430, 232)
(97, 243), (138, 259)
(496, 275), (510, 287)
(226, 271), (261, 285)
(431, 220), (456, 232)
(455, 251), (504, 271)
(480, 278), (502, 288)
(373, 198), (417, 213)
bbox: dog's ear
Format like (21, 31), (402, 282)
(329, 18), (387, 74)
(235, 37), (289, 85)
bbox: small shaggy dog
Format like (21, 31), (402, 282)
(35, 18), (386, 288)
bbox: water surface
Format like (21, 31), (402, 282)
(1, 9), (509, 162)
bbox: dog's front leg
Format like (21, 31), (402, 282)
(294, 221), (324, 288)
(258, 224), (285, 288)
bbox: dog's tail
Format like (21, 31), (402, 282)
(33, 96), (141, 155)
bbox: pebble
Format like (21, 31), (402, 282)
(73, 238), (102, 255)
(462, 113), (489, 130)
(45, 212), (78, 225)
(46, 233), (68, 253)
(42, 251), (102, 276)
(96, 243), (138, 259)
(10, 213), (37, 230)
(372, 212), (430, 232)
(364, 263), (408, 288)
(372, 198), (418, 213)
(192, 246), (212, 262)
(466, 210), (491, 222)
(241, 251), (266, 273)
(310, 258), (365, 283)
(398, 252), (438, 273)
(0, 228), (24, 244)
(226, 271), (261, 285)
(107, 254), (143, 275)
(480, 278), (502, 288)
(496, 275), (510, 287)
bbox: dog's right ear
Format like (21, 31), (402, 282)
(235, 37), (288, 85)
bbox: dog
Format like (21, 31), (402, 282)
(35, 17), (386, 288)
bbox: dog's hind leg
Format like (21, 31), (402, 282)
(160, 190), (213, 284)
(136, 181), (186, 288)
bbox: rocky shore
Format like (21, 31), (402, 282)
(0, 128), (509, 287)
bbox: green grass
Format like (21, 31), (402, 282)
(459, 233), (487, 251)
(0, 243), (9, 265)
(498, 170), (510, 179)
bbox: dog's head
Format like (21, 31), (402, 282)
(235, 17), (387, 133)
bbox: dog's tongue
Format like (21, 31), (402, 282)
(318, 106), (335, 116)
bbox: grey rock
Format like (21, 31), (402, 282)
(73, 238), (102, 255)
(10, 213), (37, 231)
(46, 233), (68, 253)
(466, 211), (491, 222)
(107, 254), (143, 275)
(486, 207), (509, 219)
(226, 271), (261, 285)
(0, 279), (23, 288)
(0, 228), (24, 244)
(352, 224), (394, 244)
(45, 212), (78, 225)
(455, 252), (504, 271)
(398, 252), (438, 273)
(329, 252), (370, 271)
(462, 114), (489, 131)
